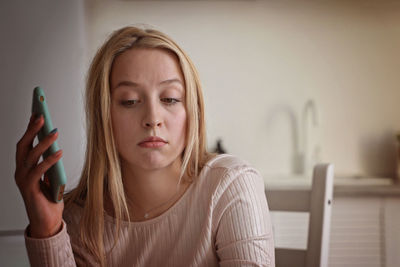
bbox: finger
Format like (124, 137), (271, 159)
(28, 150), (63, 187)
(25, 113), (42, 142)
(16, 114), (43, 156)
(25, 129), (59, 171)
(16, 114), (44, 166)
(27, 113), (36, 125)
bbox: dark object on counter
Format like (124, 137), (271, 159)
(214, 138), (227, 154)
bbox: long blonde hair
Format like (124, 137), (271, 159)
(65, 26), (211, 265)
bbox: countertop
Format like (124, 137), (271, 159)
(264, 175), (400, 197)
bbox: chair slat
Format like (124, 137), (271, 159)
(266, 189), (311, 212)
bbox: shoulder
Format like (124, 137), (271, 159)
(202, 154), (261, 181)
(203, 154), (251, 172)
(198, 154), (264, 199)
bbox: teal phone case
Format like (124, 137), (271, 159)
(32, 86), (67, 202)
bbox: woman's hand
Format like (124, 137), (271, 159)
(15, 113), (64, 238)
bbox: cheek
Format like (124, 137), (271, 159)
(111, 107), (137, 146)
(111, 110), (123, 147)
(175, 110), (187, 140)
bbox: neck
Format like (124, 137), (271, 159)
(121, 158), (189, 219)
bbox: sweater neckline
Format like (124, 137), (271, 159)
(104, 179), (196, 226)
(103, 154), (224, 226)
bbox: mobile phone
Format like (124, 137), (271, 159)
(32, 86), (67, 203)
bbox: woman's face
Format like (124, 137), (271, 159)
(110, 48), (187, 172)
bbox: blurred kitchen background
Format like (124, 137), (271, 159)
(1, 0), (400, 266)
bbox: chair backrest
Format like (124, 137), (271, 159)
(266, 164), (334, 267)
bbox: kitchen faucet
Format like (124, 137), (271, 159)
(300, 99), (320, 175)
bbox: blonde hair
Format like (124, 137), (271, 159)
(65, 26), (212, 265)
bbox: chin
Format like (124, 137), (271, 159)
(136, 154), (178, 171)
(120, 148), (183, 172)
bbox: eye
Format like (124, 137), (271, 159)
(161, 98), (181, 105)
(121, 99), (139, 106)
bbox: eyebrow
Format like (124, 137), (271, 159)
(113, 78), (183, 90)
(160, 78), (183, 86)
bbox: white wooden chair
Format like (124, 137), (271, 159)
(266, 164), (334, 267)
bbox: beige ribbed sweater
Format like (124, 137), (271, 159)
(25, 154), (275, 266)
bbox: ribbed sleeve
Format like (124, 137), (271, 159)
(24, 154), (275, 267)
(212, 166), (275, 266)
(25, 220), (76, 267)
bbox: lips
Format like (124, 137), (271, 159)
(138, 136), (168, 148)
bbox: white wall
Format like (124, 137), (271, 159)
(0, 0), (86, 230)
(1, 0), (399, 231)
(86, 0), (400, 178)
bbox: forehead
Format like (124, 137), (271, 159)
(110, 47), (184, 88)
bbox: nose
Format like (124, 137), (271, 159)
(142, 100), (163, 128)
(145, 120), (162, 128)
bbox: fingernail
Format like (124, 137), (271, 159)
(50, 128), (58, 135)
(55, 150), (62, 157)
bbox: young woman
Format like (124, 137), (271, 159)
(15, 26), (275, 266)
